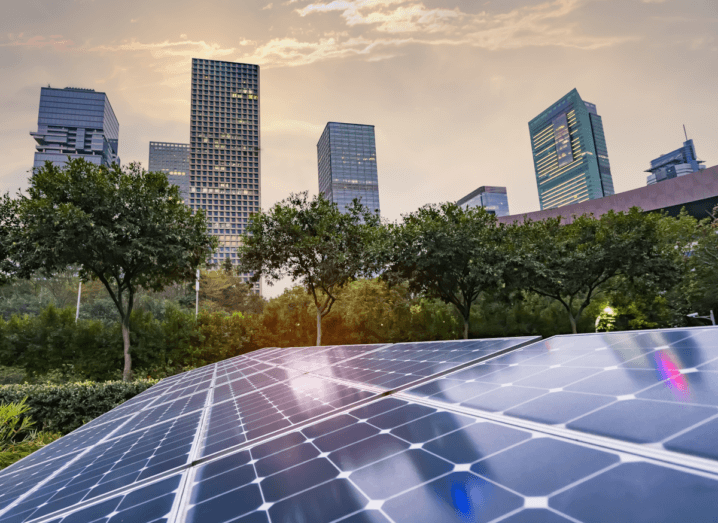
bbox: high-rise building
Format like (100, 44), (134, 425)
(457, 186), (509, 216)
(317, 122), (380, 214)
(646, 139), (705, 185)
(189, 58), (260, 291)
(30, 87), (120, 169)
(148, 142), (190, 202)
(529, 89), (614, 210)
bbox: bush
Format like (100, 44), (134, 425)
(0, 366), (25, 385)
(0, 398), (34, 447)
(0, 380), (157, 435)
(0, 432), (62, 470)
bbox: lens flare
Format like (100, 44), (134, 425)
(655, 351), (689, 400)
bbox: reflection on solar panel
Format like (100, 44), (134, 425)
(1, 329), (718, 522)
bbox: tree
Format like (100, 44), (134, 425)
(10, 159), (216, 380)
(379, 203), (508, 339)
(0, 194), (20, 285)
(237, 192), (380, 345)
(198, 269), (265, 315)
(511, 209), (679, 334)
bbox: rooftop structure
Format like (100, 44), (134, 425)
(457, 186), (509, 217)
(646, 138), (705, 185)
(30, 87), (120, 169)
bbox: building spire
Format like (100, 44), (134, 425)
(683, 124), (688, 141)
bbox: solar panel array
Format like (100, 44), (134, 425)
(1, 328), (717, 522)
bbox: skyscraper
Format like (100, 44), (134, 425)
(529, 89), (614, 210)
(188, 58), (260, 291)
(317, 122), (380, 214)
(31, 87), (120, 169)
(148, 142), (190, 202)
(457, 186), (509, 216)
(646, 138), (705, 185)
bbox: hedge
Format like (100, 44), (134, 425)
(0, 379), (157, 435)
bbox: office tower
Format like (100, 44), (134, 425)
(529, 88), (614, 210)
(646, 138), (705, 185)
(31, 87), (120, 169)
(317, 122), (380, 214)
(457, 186), (509, 216)
(189, 58), (260, 291)
(148, 142), (190, 202)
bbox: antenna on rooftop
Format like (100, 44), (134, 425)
(683, 124), (688, 141)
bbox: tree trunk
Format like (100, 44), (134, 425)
(122, 321), (132, 381)
(568, 313), (578, 335)
(463, 318), (469, 340)
(316, 309), (322, 346)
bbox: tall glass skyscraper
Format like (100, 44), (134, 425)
(317, 122), (380, 214)
(646, 139), (705, 185)
(529, 89), (614, 210)
(30, 87), (120, 169)
(189, 59), (260, 291)
(457, 186), (509, 216)
(148, 142), (190, 202)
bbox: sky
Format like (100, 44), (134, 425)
(1, 0), (716, 297)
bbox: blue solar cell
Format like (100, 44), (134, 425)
(5, 330), (718, 522)
(39, 474), (182, 523)
(311, 338), (539, 391)
(663, 417), (718, 460)
(471, 437), (619, 496)
(549, 462), (718, 522)
(504, 391), (615, 425)
(201, 376), (377, 457)
(0, 412), (199, 522)
(566, 398), (715, 443)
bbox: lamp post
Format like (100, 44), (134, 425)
(687, 310), (715, 325)
(75, 281), (82, 323)
(195, 268), (200, 318)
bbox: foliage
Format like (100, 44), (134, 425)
(0, 398), (35, 448)
(510, 209), (680, 334)
(0, 193), (20, 285)
(0, 431), (62, 470)
(198, 269), (265, 315)
(0, 367), (24, 385)
(238, 192), (380, 345)
(246, 281), (462, 349)
(379, 202), (508, 339)
(0, 379), (156, 435)
(10, 159), (217, 380)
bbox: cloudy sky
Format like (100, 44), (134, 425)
(1, 0), (716, 295)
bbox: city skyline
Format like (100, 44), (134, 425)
(2, 0), (716, 296)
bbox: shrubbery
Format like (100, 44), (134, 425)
(0, 380), (156, 435)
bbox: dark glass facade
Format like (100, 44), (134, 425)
(317, 122), (380, 214)
(30, 87), (120, 169)
(646, 139), (705, 185)
(529, 89), (614, 210)
(456, 186), (509, 217)
(148, 142), (190, 202)
(189, 59), (260, 291)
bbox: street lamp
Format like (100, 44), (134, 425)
(687, 310), (716, 325)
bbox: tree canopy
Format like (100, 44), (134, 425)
(379, 202), (508, 339)
(10, 159), (217, 380)
(237, 192), (380, 345)
(510, 208), (680, 334)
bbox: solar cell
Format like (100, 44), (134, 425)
(4, 330), (717, 522)
(311, 337), (539, 390)
(182, 394), (718, 523)
(404, 327), (718, 462)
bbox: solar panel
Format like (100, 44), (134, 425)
(2, 330), (717, 523)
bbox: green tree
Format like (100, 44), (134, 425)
(511, 209), (679, 334)
(380, 203), (508, 339)
(10, 159), (216, 380)
(198, 269), (265, 315)
(0, 194), (20, 285)
(237, 192), (380, 345)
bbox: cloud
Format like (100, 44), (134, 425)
(0, 35), (74, 50)
(263, 3), (274, 9)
